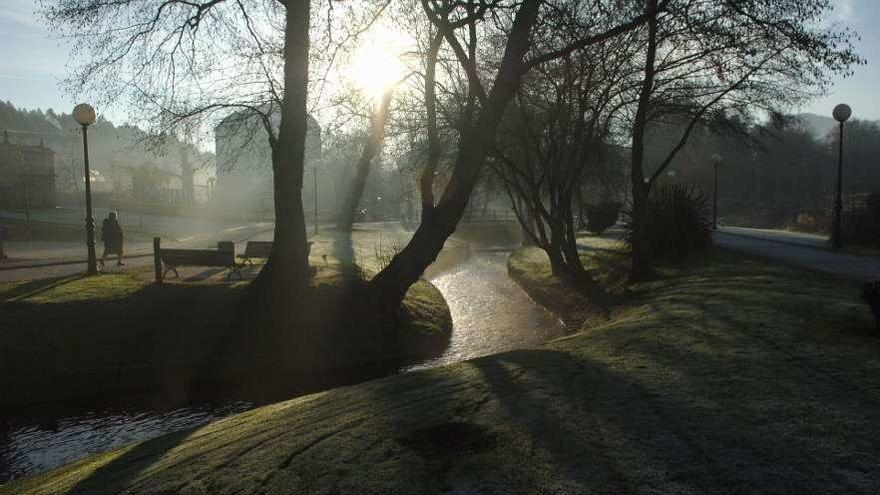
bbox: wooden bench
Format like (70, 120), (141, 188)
(155, 240), (242, 281)
(241, 240), (312, 265)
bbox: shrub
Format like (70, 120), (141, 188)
(865, 191), (880, 215)
(786, 208), (829, 234)
(585, 201), (621, 234)
(623, 184), (713, 261)
(842, 206), (880, 247)
(861, 281), (880, 332)
(373, 237), (405, 271)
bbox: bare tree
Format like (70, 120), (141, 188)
(41, 0), (398, 323)
(367, 0), (661, 307)
(492, 38), (635, 289)
(625, 0), (862, 279)
(338, 88), (396, 231)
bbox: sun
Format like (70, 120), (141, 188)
(351, 35), (406, 102)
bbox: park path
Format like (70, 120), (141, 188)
(0, 222), (276, 283)
(714, 226), (880, 282)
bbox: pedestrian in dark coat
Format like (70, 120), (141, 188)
(100, 211), (125, 267)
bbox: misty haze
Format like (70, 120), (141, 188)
(1, 0), (880, 493)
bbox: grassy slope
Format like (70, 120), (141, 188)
(8, 240), (880, 493)
(0, 231), (451, 408)
(506, 237), (625, 328)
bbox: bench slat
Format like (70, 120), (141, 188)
(243, 241), (273, 258)
(161, 249), (235, 267)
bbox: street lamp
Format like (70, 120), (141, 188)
(712, 153), (723, 231)
(73, 103), (99, 275)
(831, 103), (852, 249)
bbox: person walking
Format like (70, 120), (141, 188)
(100, 211), (125, 268)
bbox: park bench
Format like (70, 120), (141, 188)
(240, 240), (312, 265)
(153, 240), (242, 282)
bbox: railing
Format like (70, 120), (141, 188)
(459, 209), (516, 222)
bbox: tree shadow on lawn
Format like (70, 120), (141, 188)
(0, 280), (250, 409)
(332, 344), (880, 493)
(63, 430), (194, 494)
(470, 246), (880, 492)
(0, 274), (85, 304)
(14, 341), (880, 493)
(468, 347), (880, 493)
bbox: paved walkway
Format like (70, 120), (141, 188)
(0, 223), (275, 283)
(715, 226), (880, 282)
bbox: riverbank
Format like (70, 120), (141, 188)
(9, 237), (880, 493)
(0, 228), (454, 412)
(506, 238), (624, 328)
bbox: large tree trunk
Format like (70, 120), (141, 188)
(629, 0), (658, 281)
(255, 0), (311, 318)
(338, 89), (395, 231)
(368, 1), (542, 308)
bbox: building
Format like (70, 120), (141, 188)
(214, 109), (321, 215)
(0, 130), (56, 209)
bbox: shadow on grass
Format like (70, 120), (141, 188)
(0, 274), (85, 304)
(11, 241), (880, 492)
(467, 350), (728, 490)
(0, 279), (248, 411)
(66, 430), (193, 495)
(470, 344), (877, 492)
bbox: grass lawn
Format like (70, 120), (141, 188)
(8, 239), (880, 493)
(0, 229), (452, 410)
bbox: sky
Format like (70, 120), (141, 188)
(1, 0), (880, 127)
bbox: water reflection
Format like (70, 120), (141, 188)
(0, 401), (252, 483)
(407, 251), (565, 370)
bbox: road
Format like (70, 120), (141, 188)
(714, 226), (880, 282)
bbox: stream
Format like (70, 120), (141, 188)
(0, 246), (564, 483)
(408, 251), (565, 370)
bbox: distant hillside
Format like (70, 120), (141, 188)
(0, 101), (213, 177)
(795, 112), (880, 141)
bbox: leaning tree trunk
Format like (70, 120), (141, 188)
(368, 124), (501, 306)
(629, 0), (658, 281)
(255, 0), (312, 320)
(368, 0), (540, 309)
(629, 183), (651, 280)
(338, 89), (395, 231)
(368, 14), (541, 306)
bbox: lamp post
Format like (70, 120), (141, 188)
(831, 103), (852, 249)
(73, 103), (99, 275)
(712, 153), (723, 230)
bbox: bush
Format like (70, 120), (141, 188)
(585, 201), (621, 234)
(623, 184), (713, 261)
(862, 281), (880, 332)
(842, 206), (880, 247)
(785, 208), (829, 234)
(865, 191), (880, 215)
